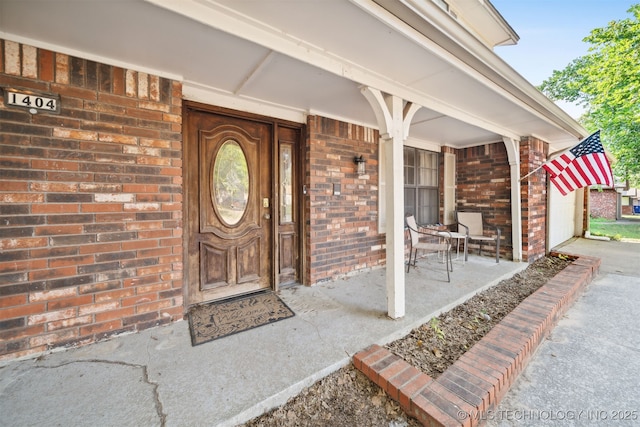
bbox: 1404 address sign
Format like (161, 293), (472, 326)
(4, 89), (60, 114)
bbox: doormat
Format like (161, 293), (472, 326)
(188, 291), (295, 346)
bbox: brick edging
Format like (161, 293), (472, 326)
(353, 253), (600, 427)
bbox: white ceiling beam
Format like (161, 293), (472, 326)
(146, 0), (521, 140)
(234, 50), (276, 95)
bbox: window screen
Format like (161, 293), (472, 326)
(404, 147), (439, 224)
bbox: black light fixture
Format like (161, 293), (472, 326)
(354, 155), (366, 177)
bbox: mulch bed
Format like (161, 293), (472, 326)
(242, 255), (571, 427)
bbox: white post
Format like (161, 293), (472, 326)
(361, 87), (409, 319)
(503, 137), (523, 262)
(383, 97), (406, 317)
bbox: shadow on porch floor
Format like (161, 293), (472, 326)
(0, 254), (526, 427)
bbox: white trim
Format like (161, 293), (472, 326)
(183, 81), (306, 124)
(147, 0), (522, 140)
(349, 0), (584, 139)
(307, 109), (375, 129)
(503, 136), (523, 262)
(443, 152), (456, 225)
(404, 136), (442, 153)
(362, 0), (585, 139)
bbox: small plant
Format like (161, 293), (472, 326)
(430, 317), (446, 342)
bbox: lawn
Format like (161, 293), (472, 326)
(589, 216), (640, 240)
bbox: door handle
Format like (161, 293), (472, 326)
(264, 213), (271, 219)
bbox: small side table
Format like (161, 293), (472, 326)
(438, 231), (468, 264)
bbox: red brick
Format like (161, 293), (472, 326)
(47, 295), (93, 311)
(458, 351), (507, 388)
(0, 303), (46, 320)
(79, 243), (121, 255)
(0, 295), (28, 307)
(95, 307), (136, 323)
(47, 314), (93, 331)
(0, 259), (47, 274)
(49, 255), (95, 268)
(80, 319), (122, 336)
(376, 356), (407, 392)
(386, 364), (422, 401)
(398, 372), (433, 412)
(438, 369), (490, 413)
(78, 302), (119, 316)
(159, 306), (184, 321)
(411, 393), (461, 427)
(122, 294), (158, 308)
(31, 204), (79, 214)
(447, 363), (496, 407)
(354, 345), (389, 379)
(135, 299), (172, 314)
(28, 308), (77, 325)
(30, 329), (78, 347)
(29, 266), (77, 281)
(38, 49), (55, 82)
(0, 324), (45, 341)
(94, 289), (135, 303)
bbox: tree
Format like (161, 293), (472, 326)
(539, 4), (640, 185)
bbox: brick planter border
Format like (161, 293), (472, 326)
(353, 252), (600, 427)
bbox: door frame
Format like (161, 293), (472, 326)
(182, 101), (304, 309)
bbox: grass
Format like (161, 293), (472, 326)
(589, 216), (640, 240)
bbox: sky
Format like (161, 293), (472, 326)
(490, 0), (635, 118)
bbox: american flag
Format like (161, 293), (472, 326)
(542, 131), (613, 196)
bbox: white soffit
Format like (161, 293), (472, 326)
(0, 0), (585, 148)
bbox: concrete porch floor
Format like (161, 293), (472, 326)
(0, 254), (527, 427)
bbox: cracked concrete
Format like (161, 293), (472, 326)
(2, 239), (635, 426)
(1, 254), (528, 426)
(1, 360), (162, 426)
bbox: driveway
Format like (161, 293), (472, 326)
(487, 237), (640, 426)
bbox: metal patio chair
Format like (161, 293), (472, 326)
(405, 215), (453, 282)
(456, 211), (501, 263)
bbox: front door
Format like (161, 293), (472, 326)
(185, 106), (274, 305)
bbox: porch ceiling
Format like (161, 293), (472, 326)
(0, 0), (586, 150)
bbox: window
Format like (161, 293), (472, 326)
(404, 147), (439, 224)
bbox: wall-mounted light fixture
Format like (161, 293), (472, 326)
(354, 155), (366, 177)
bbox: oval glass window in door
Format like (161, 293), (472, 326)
(212, 140), (249, 226)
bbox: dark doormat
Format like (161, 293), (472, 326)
(188, 291), (295, 346)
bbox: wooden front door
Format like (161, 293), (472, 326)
(185, 106), (274, 305)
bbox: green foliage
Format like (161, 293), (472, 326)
(539, 4), (640, 185)
(214, 141), (249, 202)
(589, 216), (640, 240)
(429, 317), (445, 342)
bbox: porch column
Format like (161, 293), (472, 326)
(503, 136), (523, 262)
(361, 87), (421, 319)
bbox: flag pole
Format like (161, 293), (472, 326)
(519, 165), (544, 181)
(518, 145), (575, 181)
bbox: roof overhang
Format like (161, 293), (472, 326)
(0, 0), (587, 150)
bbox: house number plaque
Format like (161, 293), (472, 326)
(4, 89), (60, 114)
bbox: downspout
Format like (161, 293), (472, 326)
(503, 136), (522, 262)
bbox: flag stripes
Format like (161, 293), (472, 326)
(542, 131), (613, 196)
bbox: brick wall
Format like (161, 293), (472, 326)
(455, 142), (512, 260)
(0, 40), (183, 360)
(589, 188), (617, 219)
(305, 116), (385, 284)
(520, 137), (548, 262)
